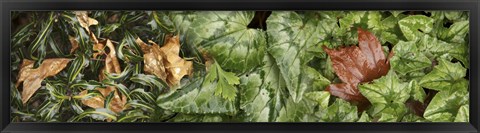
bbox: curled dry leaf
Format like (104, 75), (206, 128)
(74, 11), (98, 33)
(322, 28), (393, 110)
(136, 35), (193, 86)
(79, 39), (127, 113)
(16, 58), (71, 104)
(69, 36), (79, 54)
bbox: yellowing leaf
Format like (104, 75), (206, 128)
(79, 87), (127, 113)
(80, 39), (127, 113)
(137, 35), (193, 86)
(16, 58), (71, 104)
(74, 11), (98, 33)
(68, 36), (79, 54)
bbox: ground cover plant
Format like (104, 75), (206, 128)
(10, 11), (469, 122)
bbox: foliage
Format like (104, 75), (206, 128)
(11, 11), (469, 122)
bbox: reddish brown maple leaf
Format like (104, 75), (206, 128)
(322, 28), (393, 110)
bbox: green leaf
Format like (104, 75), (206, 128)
(358, 71), (410, 116)
(28, 12), (55, 60)
(305, 91), (330, 109)
(239, 73), (270, 122)
(266, 11), (325, 102)
(454, 105), (469, 122)
(149, 11), (196, 35)
(204, 61), (240, 101)
(398, 15), (434, 41)
(409, 80), (426, 103)
(69, 108), (117, 122)
(276, 98), (316, 122)
(316, 99), (358, 122)
(419, 58), (467, 91)
(390, 41), (432, 75)
(187, 11), (266, 72)
(168, 114), (225, 122)
(260, 54), (287, 122)
(357, 111), (371, 122)
(423, 82), (468, 122)
(157, 78), (237, 114)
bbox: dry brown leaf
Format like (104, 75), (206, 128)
(16, 58), (71, 104)
(68, 36), (79, 54)
(322, 28), (392, 111)
(80, 39), (127, 113)
(137, 36), (193, 86)
(78, 87), (127, 113)
(136, 38), (167, 81)
(74, 11), (98, 33)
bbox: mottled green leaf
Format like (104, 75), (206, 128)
(419, 58), (467, 91)
(390, 41), (431, 75)
(424, 82), (468, 122)
(187, 11), (266, 72)
(398, 15), (434, 41)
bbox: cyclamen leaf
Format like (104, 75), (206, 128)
(419, 58), (466, 91)
(261, 54), (287, 121)
(390, 41), (432, 75)
(305, 91), (330, 109)
(239, 73), (270, 122)
(267, 11), (327, 102)
(317, 99), (358, 122)
(409, 80), (426, 104)
(148, 11), (196, 34)
(187, 11), (266, 72)
(276, 98), (316, 122)
(358, 71), (410, 116)
(204, 61), (240, 101)
(398, 15), (434, 41)
(157, 78), (236, 114)
(417, 34), (469, 68)
(454, 105), (469, 122)
(423, 80), (468, 122)
(357, 111), (371, 122)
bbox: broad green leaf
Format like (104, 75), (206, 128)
(239, 73), (270, 122)
(266, 11), (325, 102)
(187, 11), (266, 72)
(402, 113), (428, 122)
(454, 105), (469, 122)
(357, 111), (371, 122)
(390, 41), (432, 75)
(358, 71), (410, 116)
(316, 99), (358, 122)
(423, 82), (468, 122)
(305, 91), (330, 109)
(398, 15), (434, 41)
(169, 114), (225, 122)
(376, 103), (408, 122)
(409, 80), (426, 103)
(157, 78), (236, 114)
(419, 58), (467, 91)
(148, 11), (196, 34)
(276, 98), (316, 122)
(261, 54), (287, 122)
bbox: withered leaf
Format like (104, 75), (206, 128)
(74, 11), (98, 33)
(80, 39), (127, 113)
(78, 87), (127, 113)
(136, 37), (167, 81)
(137, 35), (193, 86)
(16, 58), (71, 104)
(69, 36), (79, 54)
(322, 28), (392, 109)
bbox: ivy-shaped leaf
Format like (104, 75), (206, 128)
(419, 58), (467, 91)
(390, 41), (431, 75)
(157, 77), (237, 114)
(423, 80), (468, 122)
(266, 11), (325, 102)
(239, 73), (270, 122)
(358, 71), (410, 119)
(187, 11), (266, 72)
(398, 15), (434, 41)
(316, 99), (358, 122)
